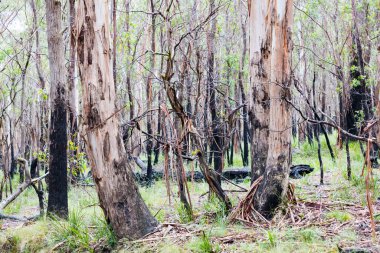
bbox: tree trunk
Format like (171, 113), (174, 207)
(207, 0), (223, 183)
(146, 0), (156, 183)
(45, 0), (68, 218)
(252, 0), (293, 219)
(346, 0), (371, 135)
(249, 0), (271, 183)
(125, 0), (134, 122)
(376, 45), (380, 144)
(68, 0), (79, 182)
(154, 26), (165, 165)
(75, 0), (158, 239)
(162, 0), (191, 212)
(112, 0), (117, 90)
(239, 6), (249, 167)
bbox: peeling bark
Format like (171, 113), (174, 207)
(249, 0), (271, 183)
(75, 0), (158, 239)
(251, 0), (294, 219)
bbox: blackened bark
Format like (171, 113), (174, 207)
(146, 0), (156, 183)
(153, 89), (162, 165)
(347, 0), (371, 135)
(207, 0), (223, 183)
(154, 27), (165, 165)
(239, 9), (249, 167)
(252, 0), (293, 219)
(9, 124), (16, 179)
(312, 70), (323, 184)
(346, 138), (351, 180)
(45, 0), (68, 218)
(30, 158), (38, 179)
(47, 94), (68, 218)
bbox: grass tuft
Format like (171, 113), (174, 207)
(51, 209), (91, 252)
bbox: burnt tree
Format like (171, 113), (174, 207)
(45, 0), (68, 218)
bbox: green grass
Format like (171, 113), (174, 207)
(326, 211), (353, 222)
(51, 209), (91, 252)
(186, 232), (220, 253)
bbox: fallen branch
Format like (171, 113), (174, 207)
(0, 213), (27, 221)
(0, 158), (48, 212)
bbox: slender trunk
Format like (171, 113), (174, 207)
(239, 10), (249, 167)
(112, 0), (117, 90)
(68, 0), (79, 182)
(207, 0), (223, 183)
(146, 0), (155, 182)
(346, 138), (351, 180)
(9, 122), (16, 183)
(312, 70), (323, 184)
(125, 0), (134, 121)
(154, 26), (165, 165)
(18, 51), (31, 161)
(162, 0), (191, 212)
(376, 46), (380, 144)
(30, 0), (46, 167)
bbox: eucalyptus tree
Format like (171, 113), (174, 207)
(250, 0), (294, 218)
(75, 0), (158, 239)
(249, 0), (271, 183)
(45, 0), (68, 218)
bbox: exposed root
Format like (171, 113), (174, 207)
(228, 176), (265, 224)
(228, 177), (297, 225)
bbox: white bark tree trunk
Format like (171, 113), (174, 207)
(75, 0), (158, 239)
(250, 0), (294, 218)
(249, 0), (272, 182)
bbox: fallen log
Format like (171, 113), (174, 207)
(289, 165), (314, 179)
(133, 165), (314, 184)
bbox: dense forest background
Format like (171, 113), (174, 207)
(0, 0), (380, 252)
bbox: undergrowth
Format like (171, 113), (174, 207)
(0, 133), (378, 252)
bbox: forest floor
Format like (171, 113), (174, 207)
(0, 134), (380, 252)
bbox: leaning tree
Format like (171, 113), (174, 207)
(75, 0), (158, 239)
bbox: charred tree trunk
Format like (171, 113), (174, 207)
(146, 0), (156, 183)
(207, 0), (223, 183)
(347, 0), (371, 135)
(75, 0), (158, 239)
(45, 0), (68, 218)
(239, 12), (249, 167)
(154, 26), (165, 165)
(312, 69), (324, 184)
